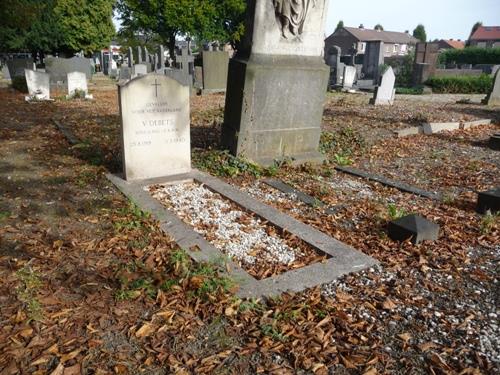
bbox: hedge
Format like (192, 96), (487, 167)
(439, 47), (500, 65)
(425, 75), (492, 94)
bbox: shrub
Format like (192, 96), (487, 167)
(396, 86), (424, 95)
(11, 76), (28, 93)
(387, 52), (415, 88)
(425, 75), (492, 94)
(439, 47), (500, 66)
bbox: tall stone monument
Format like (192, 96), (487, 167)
(484, 69), (500, 106)
(222, 0), (329, 165)
(363, 41), (384, 81)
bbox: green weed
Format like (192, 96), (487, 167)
(480, 211), (499, 235)
(260, 324), (287, 342)
(387, 203), (408, 220)
(0, 211), (10, 221)
(16, 266), (43, 321)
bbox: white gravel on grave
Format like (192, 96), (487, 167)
(328, 176), (374, 198)
(148, 183), (301, 266)
(241, 182), (304, 214)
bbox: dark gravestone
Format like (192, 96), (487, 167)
(477, 188), (500, 214)
(6, 59), (34, 78)
(45, 57), (92, 83)
(363, 41), (384, 81)
(201, 50), (229, 93)
(489, 134), (500, 150)
(388, 215), (440, 244)
(413, 43), (439, 85)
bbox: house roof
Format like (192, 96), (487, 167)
(440, 39), (465, 49)
(470, 26), (500, 41)
(341, 27), (419, 44)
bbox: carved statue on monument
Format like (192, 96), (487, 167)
(273, 0), (316, 38)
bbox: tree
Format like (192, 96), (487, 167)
(54, 0), (115, 55)
(469, 21), (482, 38)
(117, 0), (246, 63)
(413, 24), (427, 43)
(335, 20), (344, 32)
(374, 24), (384, 31)
(0, 0), (114, 56)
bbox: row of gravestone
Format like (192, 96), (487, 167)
(24, 69), (91, 101)
(341, 64), (500, 107)
(338, 64), (395, 106)
(3, 57), (92, 84)
(116, 49), (230, 95)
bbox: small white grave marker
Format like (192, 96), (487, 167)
(370, 66), (396, 106)
(24, 69), (51, 101)
(67, 71), (92, 99)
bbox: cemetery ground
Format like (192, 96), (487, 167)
(0, 83), (499, 375)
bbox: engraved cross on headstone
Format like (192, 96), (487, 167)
(151, 79), (161, 97)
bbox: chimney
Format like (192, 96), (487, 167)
(359, 24), (364, 29)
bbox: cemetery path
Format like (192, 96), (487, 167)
(0, 88), (499, 375)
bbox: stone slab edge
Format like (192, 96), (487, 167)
(461, 119), (492, 129)
(106, 171), (377, 298)
(53, 118), (80, 145)
(422, 122), (460, 135)
(394, 126), (423, 138)
(335, 166), (442, 201)
(262, 178), (344, 215)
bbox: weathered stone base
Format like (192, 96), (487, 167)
(222, 54), (329, 166)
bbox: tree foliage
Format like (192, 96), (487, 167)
(413, 24), (427, 43)
(55, 0), (115, 55)
(117, 0), (246, 62)
(374, 24), (384, 31)
(0, 0), (114, 55)
(335, 20), (344, 32)
(469, 21), (482, 38)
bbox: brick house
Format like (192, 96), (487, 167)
(438, 39), (465, 50)
(324, 25), (419, 57)
(469, 26), (500, 48)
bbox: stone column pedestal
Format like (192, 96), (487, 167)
(222, 54), (328, 166)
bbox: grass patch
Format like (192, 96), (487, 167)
(193, 149), (281, 178)
(16, 265), (43, 321)
(480, 211), (499, 235)
(0, 211), (10, 221)
(114, 203), (151, 232)
(320, 127), (366, 162)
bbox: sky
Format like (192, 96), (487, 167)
(325, 0), (500, 40)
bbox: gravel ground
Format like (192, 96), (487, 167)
(148, 183), (327, 279)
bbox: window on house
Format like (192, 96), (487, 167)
(401, 44), (407, 52)
(359, 42), (365, 52)
(394, 44), (399, 53)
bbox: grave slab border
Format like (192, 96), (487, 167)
(335, 166), (442, 201)
(262, 178), (344, 215)
(107, 170), (377, 298)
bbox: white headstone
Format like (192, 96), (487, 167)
(24, 69), (50, 100)
(119, 74), (191, 181)
(132, 64), (148, 78)
(67, 71), (88, 96)
(343, 66), (356, 89)
(370, 66), (396, 106)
